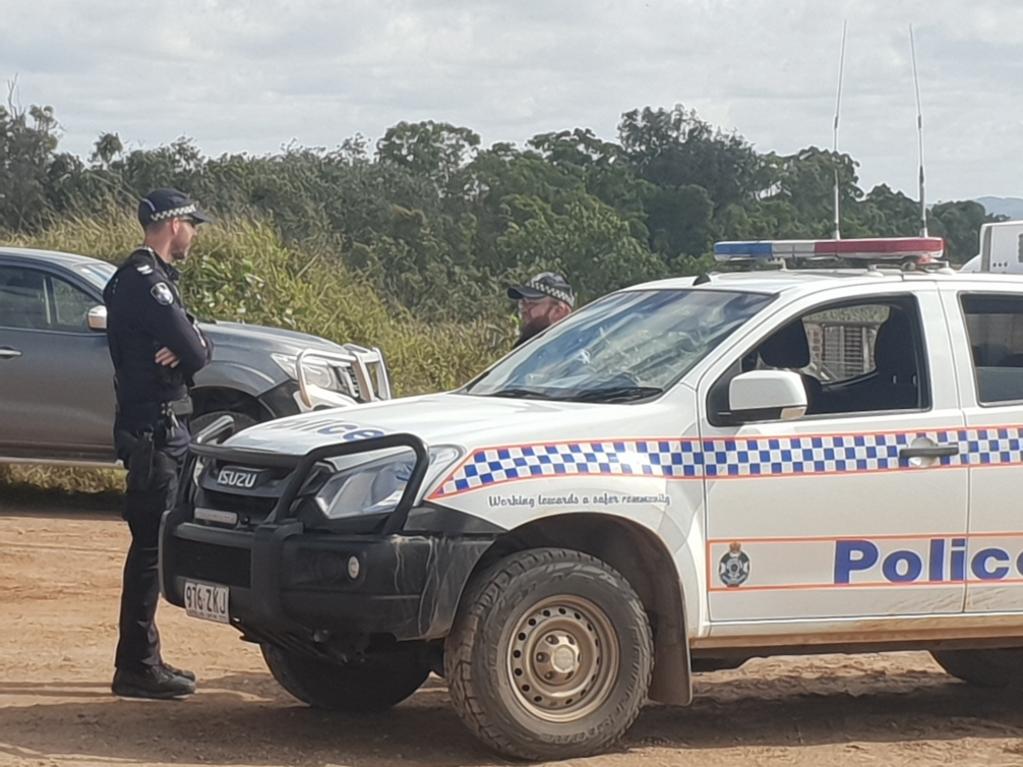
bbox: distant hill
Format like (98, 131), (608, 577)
(976, 196), (1023, 219)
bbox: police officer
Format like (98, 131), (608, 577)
(104, 188), (213, 699)
(507, 271), (576, 347)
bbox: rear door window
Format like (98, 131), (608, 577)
(961, 293), (1023, 405)
(0, 266), (49, 330)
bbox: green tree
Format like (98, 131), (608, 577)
(90, 132), (123, 168)
(0, 102), (60, 230)
(931, 200), (1002, 264)
(495, 196), (668, 302)
(376, 120), (480, 193)
(618, 105), (765, 211)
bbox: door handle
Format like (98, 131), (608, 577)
(899, 444), (959, 459)
(0, 347), (22, 359)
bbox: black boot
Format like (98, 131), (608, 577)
(112, 665), (196, 699)
(160, 662), (197, 682)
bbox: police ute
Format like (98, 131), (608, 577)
(160, 236), (1023, 761)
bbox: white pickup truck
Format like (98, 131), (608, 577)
(160, 237), (1023, 760)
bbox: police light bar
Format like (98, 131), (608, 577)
(714, 237), (945, 262)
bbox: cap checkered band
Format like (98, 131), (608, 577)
(527, 280), (574, 306)
(149, 203), (198, 222)
(428, 426), (1023, 499)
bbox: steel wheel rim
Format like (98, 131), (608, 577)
(505, 594), (620, 723)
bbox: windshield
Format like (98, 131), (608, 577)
(467, 288), (775, 403)
(75, 261), (116, 291)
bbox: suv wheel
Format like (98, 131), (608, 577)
(931, 648), (1023, 688)
(444, 548), (653, 761)
(261, 644), (430, 712)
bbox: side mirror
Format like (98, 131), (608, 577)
(87, 305), (107, 331)
(727, 370), (807, 423)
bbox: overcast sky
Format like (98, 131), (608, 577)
(3, 0), (1020, 202)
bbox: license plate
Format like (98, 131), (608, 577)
(183, 580), (230, 624)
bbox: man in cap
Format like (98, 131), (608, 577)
(103, 188), (213, 699)
(507, 271), (575, 348)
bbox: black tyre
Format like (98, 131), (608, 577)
(261, 644), (430, 712)
(444, 548), (653, 761)
(931, 648), (1023, 688)
(190, 410), (258, 437)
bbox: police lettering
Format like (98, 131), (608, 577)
(834, 538), (1023, 584)
(262, 417), (385, 441)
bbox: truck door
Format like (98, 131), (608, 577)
(0, 263), (115, 458)
(944, 287), (1023, 613)
(698, 284), (968, 628)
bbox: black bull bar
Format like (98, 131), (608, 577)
(179, 414), (430, 534)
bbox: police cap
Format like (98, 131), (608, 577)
(137, 188), (213, 228)
(507, 271), (575, 308)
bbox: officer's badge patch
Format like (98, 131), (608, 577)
(718, 542), (751, 588)
(150, 282), (174, 306)
(135, 264), (154, 275)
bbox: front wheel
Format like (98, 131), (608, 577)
(931, 648), (1023, 688)
(444, 548), (653, 761)
(261, 644), (430, 712)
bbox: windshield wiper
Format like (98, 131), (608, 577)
(486, 388), (555, 400)
(568, 385), (663, 403)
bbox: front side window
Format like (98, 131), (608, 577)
(467, 288), (775, 403)
(50, 277), (97, 331)
(710, 295), (930, 420)
(961, 293), (1023, 405)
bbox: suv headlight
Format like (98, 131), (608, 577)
(271, 352), (339, 392)
(313, 446), (461, 519)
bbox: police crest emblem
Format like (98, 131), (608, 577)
(150, 282), (174, 306)
(718, 541), (750, 587)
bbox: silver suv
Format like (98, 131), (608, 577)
(0, 247), (391, 467)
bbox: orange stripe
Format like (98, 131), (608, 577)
(710, 577), (1023, 593)
(709, 580), (961, 592)
(707, 531), (1023, 545)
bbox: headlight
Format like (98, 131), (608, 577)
(271, 352), (339, 391)
(314, 446), (461, 519)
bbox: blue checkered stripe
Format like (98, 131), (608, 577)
(432, 427), (1023, 498)
(697, 428), (1023, 476)
(434, 440), (700, 497)
(956, 426), (1023, 466)
(702, 432), (916, 477)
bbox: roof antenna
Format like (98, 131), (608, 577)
(832, 20), (848, 240)
(910, 24), (928, 237)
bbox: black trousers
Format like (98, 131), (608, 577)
(114, 421), (189, 672)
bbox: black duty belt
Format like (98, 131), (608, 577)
(162, 396), (194, 417)
(118, 396), (193, 423)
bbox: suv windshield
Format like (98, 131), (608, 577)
(75, 261), (116, 291)
(467, 288), (774, 403)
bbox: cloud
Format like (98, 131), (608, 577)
(1, 0), (1019, 200)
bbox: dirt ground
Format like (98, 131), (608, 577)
(2, 502), (1023, 767)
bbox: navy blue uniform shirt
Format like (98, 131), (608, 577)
(103, 247), (211, 425)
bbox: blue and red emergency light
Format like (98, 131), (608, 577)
(714, 237), (945, 263)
